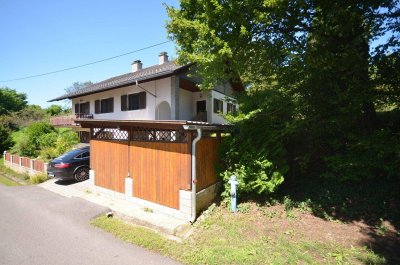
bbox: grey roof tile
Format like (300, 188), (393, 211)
(49, 61), (191, 102)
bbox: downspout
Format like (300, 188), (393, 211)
(190, 128), (202, 223)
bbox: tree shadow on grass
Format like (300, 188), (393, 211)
(274, 177), (400, 264)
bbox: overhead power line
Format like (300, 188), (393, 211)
(0, 40), (171, 83)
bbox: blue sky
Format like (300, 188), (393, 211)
(0, 0), (179, 108)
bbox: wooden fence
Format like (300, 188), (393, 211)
(3, 151), (47, 174)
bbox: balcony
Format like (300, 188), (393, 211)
(50, 113), (93, 127)
(192, 111), (207, 122)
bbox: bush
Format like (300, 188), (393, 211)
(30, 173), (48, 184)
(221, 156), (284, 200)
(15, 122), (56, 157)
(55, 129), (79, 154)
(218, 88), (292, 200)
(37, 132), (58, 148)
(11, 122), (79, 160)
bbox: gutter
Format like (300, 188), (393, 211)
(183, 125), (203, 223)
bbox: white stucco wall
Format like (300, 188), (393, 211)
(72, 77), (172, 120)
(211, 90), (229, 124)
(71, 77), (237, 124)
(179, 88), (194, 120)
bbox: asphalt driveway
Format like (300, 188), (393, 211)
(0, 184), (181, 265)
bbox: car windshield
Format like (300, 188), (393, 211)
(56, 148), (89, 160)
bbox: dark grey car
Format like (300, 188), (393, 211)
(47, 146), (90, 181)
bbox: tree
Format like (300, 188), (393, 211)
(12, 105), (46, 128)
(45, 104), (63, 116)
(64, 81), (93, 94)
(0, 87), (27, 115)
(62, 81), (93, 109)
(13, 122), (56, 157)
(0, 125), (13, 154)
(166, 1), (400, 189)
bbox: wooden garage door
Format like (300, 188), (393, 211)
(90, 140), (128, 193)
(129, 141), (191, 209)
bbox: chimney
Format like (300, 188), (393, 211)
(158, 52), (168, 65)
(131, 60), (142, 72)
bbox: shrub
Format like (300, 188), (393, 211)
(38, 132), (58, 148)
(218, 88), (291, 201)
(30, 173), (48, 184)
(221, 156), (284, 200)
(39, 147), (59, 161)
(15, 122), (56, 157)
(55, 129), (79, 155)
(12, 122), (79, 160)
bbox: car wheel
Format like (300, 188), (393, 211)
(74, 167), (89, 182)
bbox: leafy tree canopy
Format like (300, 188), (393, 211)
(167, 0), (400, 195)
(0, 125), (13, 154)
(64, 81), (93, 94)
(0, 87), (27, 115)
(45, 104), (64, 116)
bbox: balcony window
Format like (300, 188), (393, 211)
(121, 92), (146, 111)
(95, 97), (114, 114)
(74, 102), (90, 115)
(213, 98), (223, 114)
(227, 102), (237, 114)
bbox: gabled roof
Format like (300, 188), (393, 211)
(48, 61), (193, 102)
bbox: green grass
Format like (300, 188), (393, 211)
(11, 130), (24, 144)
(0, 158), (30, 184)
(92, 205), (385, 265)
(0, 175), (20, 186)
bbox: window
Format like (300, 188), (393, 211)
(227, 103), (237, 114)
(95, 97), (114, 114)
(213, 98), (223, 114)
(121, 92), (146, 111)
(74, 151), (89, 159)
(74, 102), (90, 114)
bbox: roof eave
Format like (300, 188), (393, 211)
(48, 63), (194, 102)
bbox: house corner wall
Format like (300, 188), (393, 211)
(179, 182), (220, 221)
(170, 76), (180, 119)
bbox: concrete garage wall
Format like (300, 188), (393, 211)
(179, 182), (220, 218)
(90, 169), (219, 222)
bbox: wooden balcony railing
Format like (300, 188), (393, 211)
(192, 111), (207, 122)
(50, 113), (93, 126)
(75, 113), (94, 119)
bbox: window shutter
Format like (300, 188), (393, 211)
(139, 92), (146, 109)
(95, 100), (100, 114)
(213, 99), (218, 113)
(74, 103), (79, 114)
(108, 98), (114, 112)
(121, 95), (127, 111)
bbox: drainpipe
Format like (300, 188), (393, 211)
(184, 126), (202, 223)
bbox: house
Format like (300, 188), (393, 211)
(48, 52), (239, 221)
(49, 52), (238, 125)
